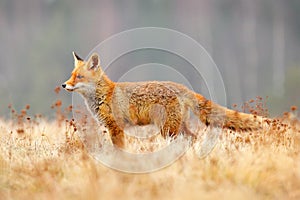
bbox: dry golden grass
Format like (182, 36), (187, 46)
(1, 97), (300, 200)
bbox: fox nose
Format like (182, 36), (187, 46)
(62, 84), (66, 88)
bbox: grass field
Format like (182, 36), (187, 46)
(0, 98), (299, 200)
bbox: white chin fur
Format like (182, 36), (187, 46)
(65, 85), (75, 91)
(67, 82), (95, 94)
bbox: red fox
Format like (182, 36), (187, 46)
(62, 52), (265, 148)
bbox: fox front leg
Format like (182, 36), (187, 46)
(109, 126), (125, 149)
(98, 104), (125, 149)
(104, 119), (125, 149)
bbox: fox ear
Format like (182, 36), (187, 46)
(72, 51), (84, 66)
(88, 53), (101, 71)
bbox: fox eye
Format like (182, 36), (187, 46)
(76, 75), (84, 79)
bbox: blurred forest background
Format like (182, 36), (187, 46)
(0, 0), (299, 118)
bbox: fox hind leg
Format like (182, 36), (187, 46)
(160, 110), (182, 138)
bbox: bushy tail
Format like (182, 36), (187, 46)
(222, 106), (264, 131)
(192, 93), (265, 131)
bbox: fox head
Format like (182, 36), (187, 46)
(62, 52), (103, 95)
